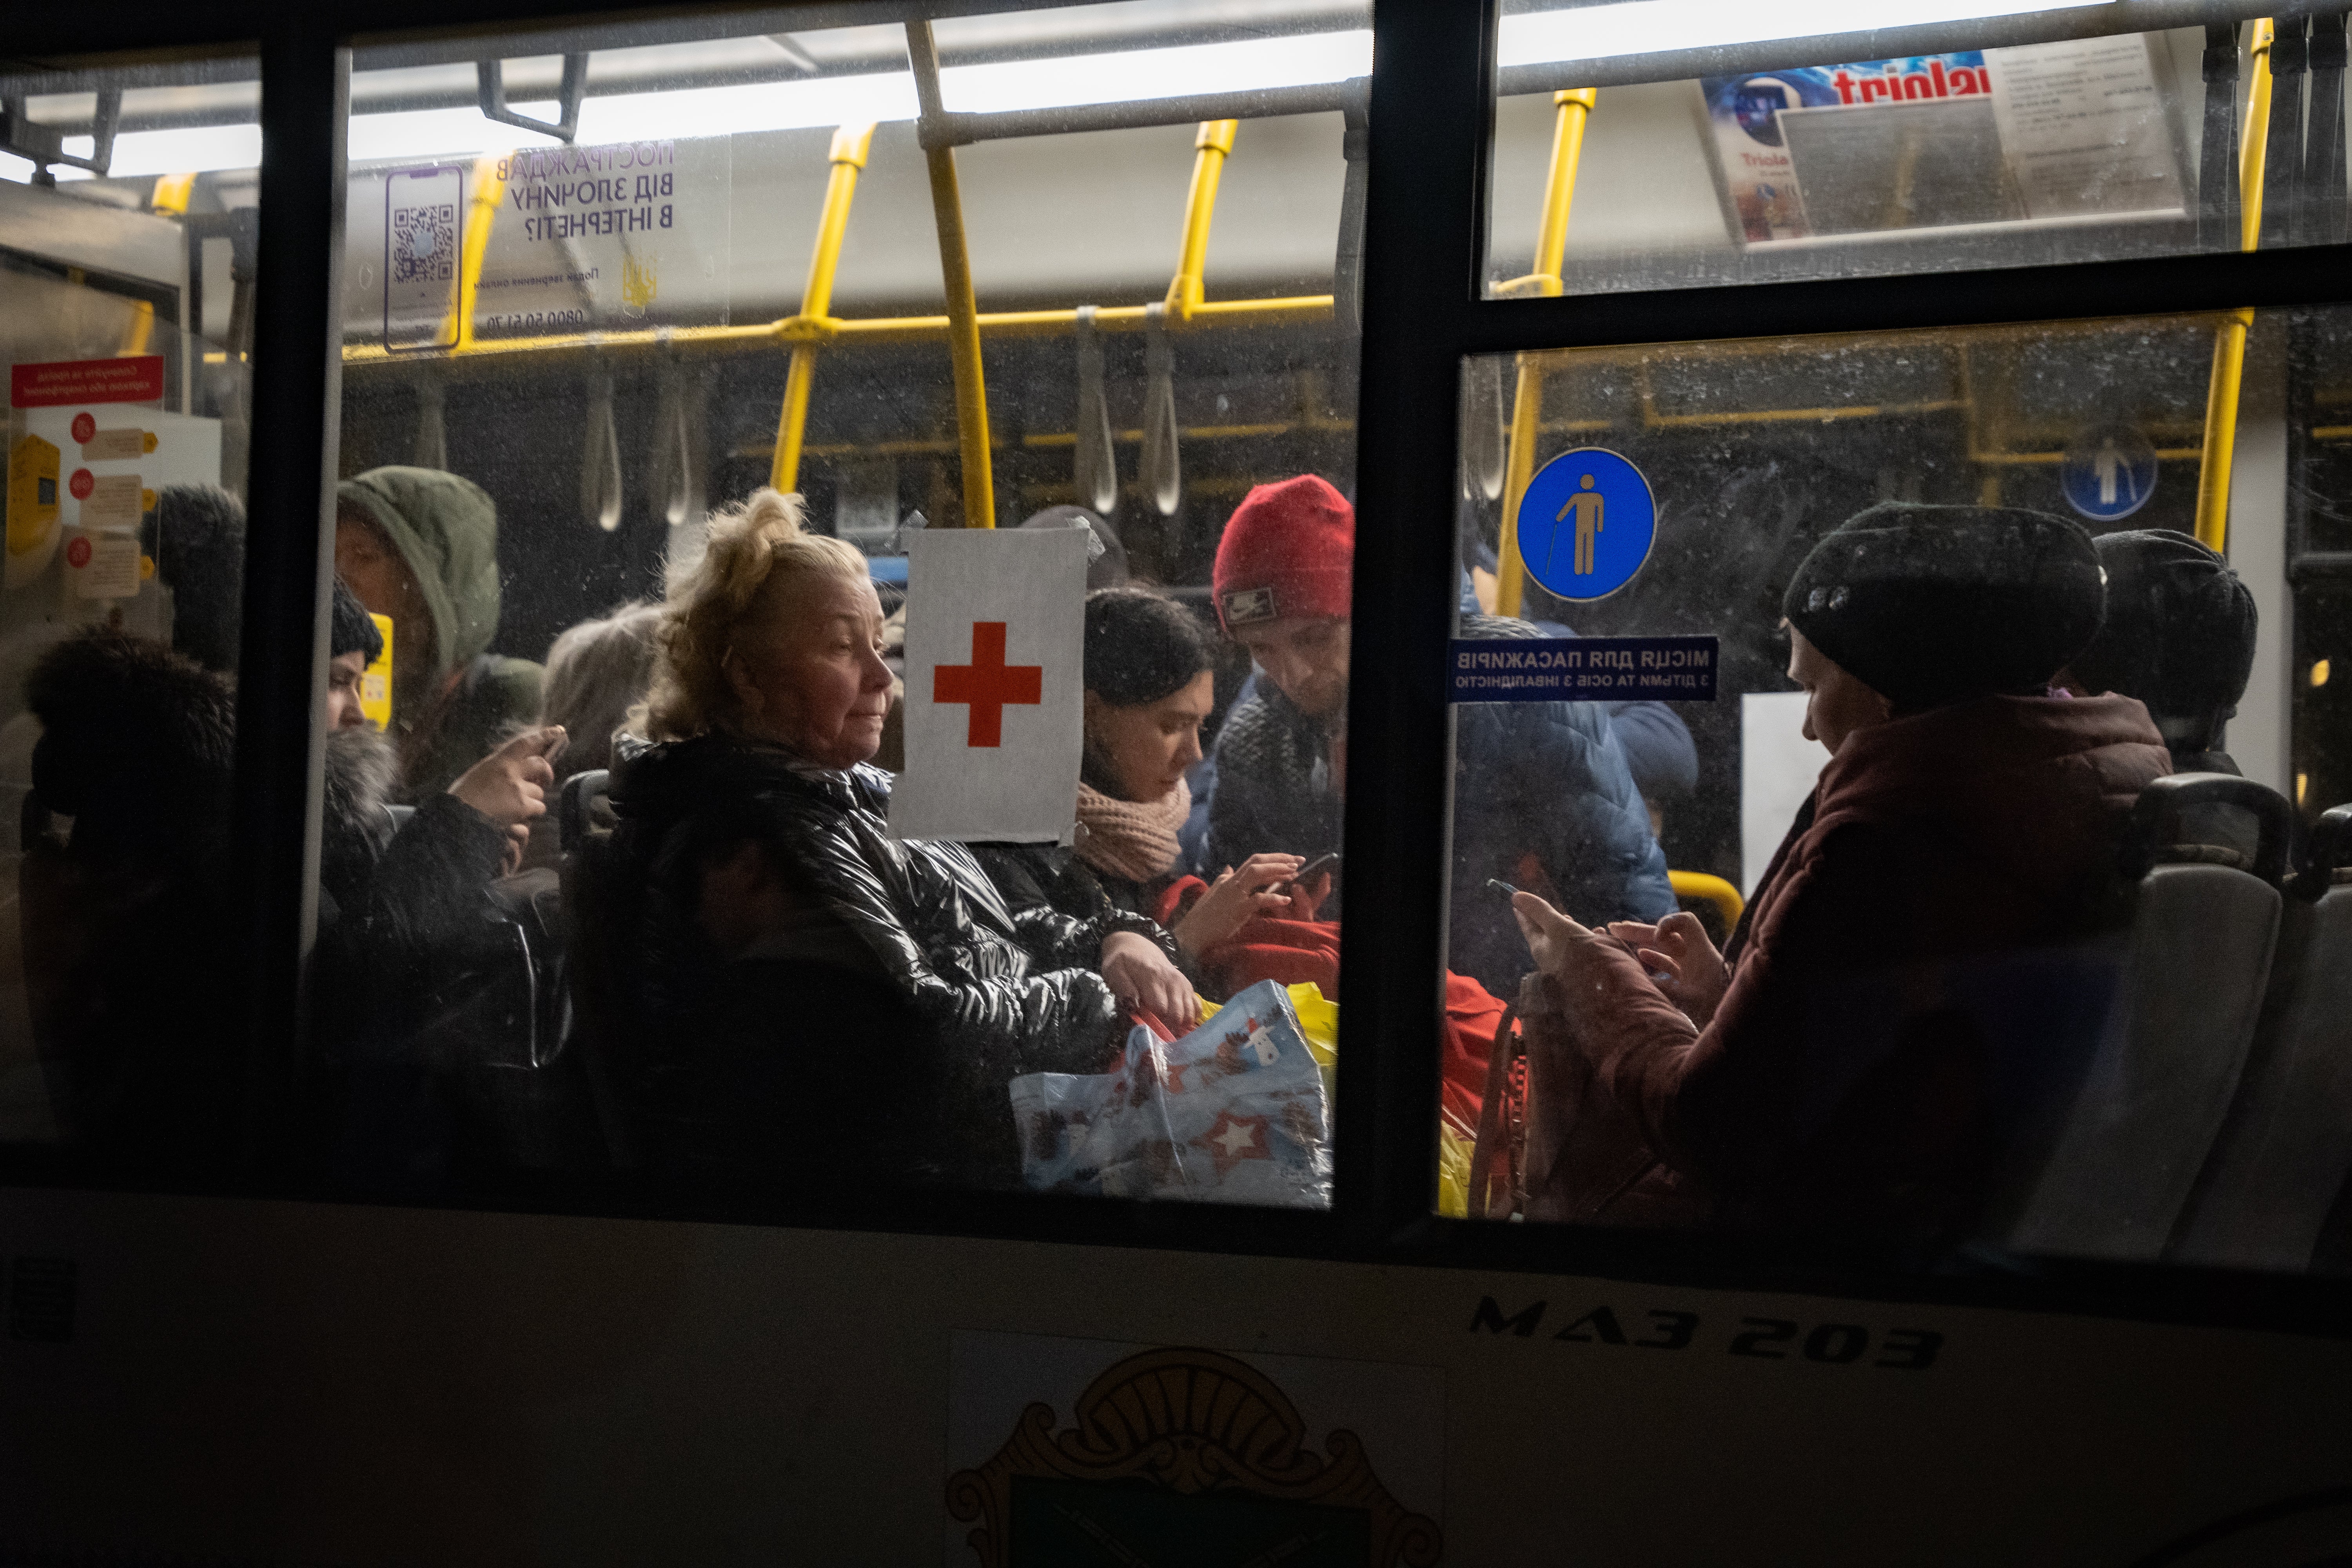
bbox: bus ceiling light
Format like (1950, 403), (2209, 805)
(1499, 0), (2110, 66)
(340, 30), (1372, 164)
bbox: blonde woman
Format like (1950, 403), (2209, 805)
(606, 488), (1190, 1191)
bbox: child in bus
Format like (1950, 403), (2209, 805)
(1507, 503), (2170, 1241)
(1203, 474), (1674, 996)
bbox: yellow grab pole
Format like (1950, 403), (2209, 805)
(907, 21), (996, 528)
(450, 153), (509, 350)
(1531, 89), (1598, 287)
(1166, 120), (1239, 319)
(1498, 89), (1598, 617)
(771, 121), (878, 494)
(2194, 19), (2274, 552)
(123, 173), (199, 356)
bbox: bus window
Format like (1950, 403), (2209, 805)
(314, 4), (1366, 1215)
(1445, 309), (2350, 1277)
(1486, 8), (2309, 299)
(0, 53), (259, 1180)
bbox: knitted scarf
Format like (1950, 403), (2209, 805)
(1075, 778), (1190, 883)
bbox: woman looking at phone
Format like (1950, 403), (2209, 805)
(976, 587), (1322, 990)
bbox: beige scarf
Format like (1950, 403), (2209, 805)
(1075, 779), (1190, 883)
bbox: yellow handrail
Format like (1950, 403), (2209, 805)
(771, 122), (877, 495)
(1166, 119), (1239, 319)
(2194, 18), (2273, 553)
(1497, 89), (1597, 618)
(122, 172), (199, 356)
(450, 153), (509, 350)
(908, 21), (996, 528)
(1669, 870), (1745, 930)
(341, 294), (1337, 371)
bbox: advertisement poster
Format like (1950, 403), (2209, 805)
(1701, 35), (2183, 244)
(347, 135), (733, 348)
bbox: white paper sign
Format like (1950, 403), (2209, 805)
(891, 528), (1086, 843)
(1741, 689), (1827, 897)
(1987, 35), (2184, 220)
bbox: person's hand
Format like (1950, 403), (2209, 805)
(1171, 853), (1305, 956)
(449, 725), (566, 838)
(1283, 870), (1333, 922)
(1100, 929), (1200, 1029)
(1510, 889), (1601, 978)
(1604, 911), (1730, 1026)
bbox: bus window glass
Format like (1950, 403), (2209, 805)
(317, 3), (1365, 1214)
(0, 54), (258, 1180)
(1444, 310), (2352, 1278)
(1485, 8), (2324, 299)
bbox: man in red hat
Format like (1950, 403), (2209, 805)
(1205, 475), (1673, 994)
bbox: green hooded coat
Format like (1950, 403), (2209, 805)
(338, 466), (543, 799)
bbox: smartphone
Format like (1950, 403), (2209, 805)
(1284, 852), (1341, 893)
(385, 164), (466, 351)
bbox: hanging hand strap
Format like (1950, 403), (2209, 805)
(582, 364), (624, 532)
(1073, 305), (1120, 517)
(1140, 303), (1181, 520)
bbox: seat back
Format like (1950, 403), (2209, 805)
(2002, 775), (2290, 1261)
(2169, 804), (2352, 1270)
(1994, 771), (2286, 1260)
(553, 769), (641, 1171)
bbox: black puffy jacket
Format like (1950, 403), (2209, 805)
(608, 731), (1162, 1188)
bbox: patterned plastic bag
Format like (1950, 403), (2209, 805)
(1009, 980), (1332, 1208)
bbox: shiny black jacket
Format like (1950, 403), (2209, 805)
(608, 732), (1161, 1186)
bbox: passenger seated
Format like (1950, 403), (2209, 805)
(312, 579), (566, 1190)
(974, 587), (1310, 995)
(1508, 503), (2170, 1240)
(2059, 528), (2258, 775)
(1203, 474), (1673, 996)
(334, 466), (544, 800)
(520, 601), (662, 869)
(22, 631), (240, 1178)
(606, 489), (1191, 1192)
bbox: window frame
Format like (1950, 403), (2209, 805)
(7, 0), (2350, 1339)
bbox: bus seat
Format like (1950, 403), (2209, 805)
(560, 768), (610, 856)
(553, 769), (641, 1172)
(2002, 775), (2290, 1262)
(2169, 804), (2352, 1271)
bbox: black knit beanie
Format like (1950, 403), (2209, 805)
(330, 576), (385, 665)
(1782, 502), (2105, 710)
(2068, 528), (2256, 728)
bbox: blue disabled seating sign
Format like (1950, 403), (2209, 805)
(1517, 446), (1658, 601)
(2060, 421), (2159, 523)
(1450, 635), (1719, 702)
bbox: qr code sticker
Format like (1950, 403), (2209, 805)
(390, 201), (456, 286)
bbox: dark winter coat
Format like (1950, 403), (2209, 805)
(607, 732), (1167, 1189)
(1205, 612), (1674, 995)
(22, 633), (241, 1178)
(1530, 694), (2170, 1241)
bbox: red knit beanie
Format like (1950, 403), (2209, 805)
(1212, 475), (1354, 632)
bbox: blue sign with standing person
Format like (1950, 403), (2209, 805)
(1517, 446), (1658, 601)
(2060, 421), (2159, 523)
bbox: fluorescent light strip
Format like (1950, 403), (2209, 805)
(1498, 0), (2111, 67)
(342, 30), (1371, 165)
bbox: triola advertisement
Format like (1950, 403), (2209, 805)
(1702, 34), (2184, 243)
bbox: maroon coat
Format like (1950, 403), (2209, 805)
(1537, 693), (2169, 1238)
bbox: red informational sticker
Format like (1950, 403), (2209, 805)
(70, 412), (96, 444)
(68, 469), (94, 501)
(65, 538), (91, 569)
(9, 356), (165, 409)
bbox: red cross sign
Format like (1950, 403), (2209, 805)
(933, 621), (1043, 748)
